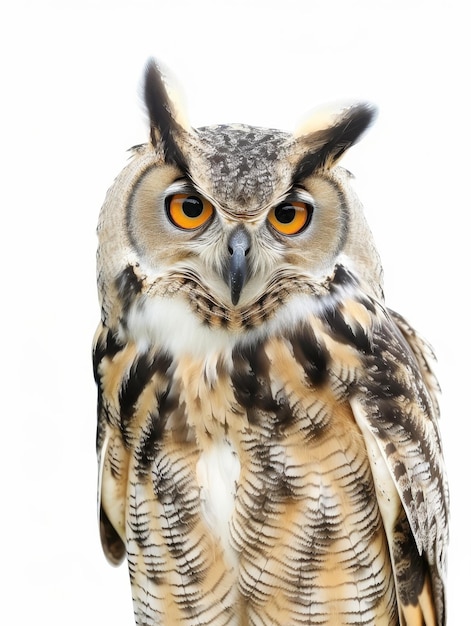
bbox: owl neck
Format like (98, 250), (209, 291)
(118, 264), (365, 361)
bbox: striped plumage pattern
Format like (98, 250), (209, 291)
(93, 59), (448, 625)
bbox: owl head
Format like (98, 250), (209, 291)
(97, 59), (382, 350)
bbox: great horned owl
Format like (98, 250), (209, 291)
(93, 59), (449, 626)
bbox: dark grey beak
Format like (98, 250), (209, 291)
(227, 226), (251, 306)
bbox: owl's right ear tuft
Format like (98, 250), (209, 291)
(143, 58), (190, 172)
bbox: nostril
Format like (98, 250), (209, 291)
(228, 244), (250, 257)
(227, 226), (251, 259)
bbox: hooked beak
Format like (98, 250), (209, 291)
(227, 226), (251, 306)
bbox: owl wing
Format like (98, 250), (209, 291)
(388, 309), (441, 418)
(333, 294), (449, 625)
(93, 322), (128, 565)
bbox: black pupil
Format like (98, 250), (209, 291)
(275, 203), (296, 224)
(182, 196), (204, 218)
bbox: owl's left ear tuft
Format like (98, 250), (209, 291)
(294, 102), (377, 180)
(143, 58), (191, 171)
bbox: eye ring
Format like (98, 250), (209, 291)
(166, 193), (214, 230)
(267, 200), (312, 236)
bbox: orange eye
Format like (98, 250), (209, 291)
(267, 201), (311, 235)
(166, 193), (214, 230)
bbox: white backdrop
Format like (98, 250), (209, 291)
(1, 1), (468, 624)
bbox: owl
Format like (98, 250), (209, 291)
(93, 59), (449, 626)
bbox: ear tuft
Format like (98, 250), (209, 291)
(143, 58), (190, 170)
(293, 102), (377, 180)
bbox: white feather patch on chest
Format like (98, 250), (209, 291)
(126, 295), (237, 359)
(196, 440), (241, 568)
(125, 291), (327, 360)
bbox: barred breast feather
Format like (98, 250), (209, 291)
(94, 265), (448, 626)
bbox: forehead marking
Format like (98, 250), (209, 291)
(194, 125), (293, 212)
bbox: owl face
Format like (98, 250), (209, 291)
(97, 61), (382, 346)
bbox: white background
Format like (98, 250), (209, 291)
(1, 1), (468, 624)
